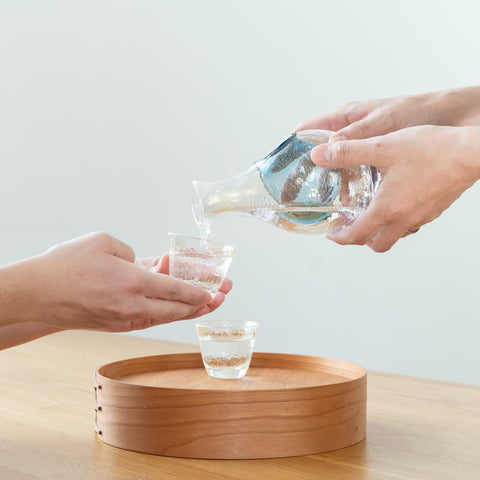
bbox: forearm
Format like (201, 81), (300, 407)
(0, 323), (64, 350)
(427, 86), (480, 127)
(0, 258), (62, 349)
(455, 126), (480, 181)
(0, 258), (43, 328)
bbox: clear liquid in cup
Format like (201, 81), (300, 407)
(169, 250), (232, 298)
(168, 233), (236, 298)
(195, 321), (258, 379)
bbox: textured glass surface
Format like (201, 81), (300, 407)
(257, 133), (341, 225)
(191, 130), (378, 235)
(168, 233), (236, 297)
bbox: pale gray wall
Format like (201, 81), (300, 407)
(1, 1), (479, 385)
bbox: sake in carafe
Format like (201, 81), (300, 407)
(191, 130), (380, 236)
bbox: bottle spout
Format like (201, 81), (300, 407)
(190, 166), (271, 236)
(190, 180), (212, 238)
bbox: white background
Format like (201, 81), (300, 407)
(1, 1), (479, 385)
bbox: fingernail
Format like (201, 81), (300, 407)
(311, 145), (330, 165)
(323, 146), (331, 163)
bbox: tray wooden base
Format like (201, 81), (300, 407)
(94, 352), (366, 459)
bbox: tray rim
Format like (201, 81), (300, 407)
(95, 351), (367, 394)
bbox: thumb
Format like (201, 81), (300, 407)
(311, 138), (384, 169)
(157, 254), (170, 275)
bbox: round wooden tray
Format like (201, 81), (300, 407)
(94, 352), (366, 459)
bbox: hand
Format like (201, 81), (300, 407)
(135, 254), (233, 319)
(295, 86), (480, 141)
(6, 232), (232, 332)
(310, 125), (480, 252)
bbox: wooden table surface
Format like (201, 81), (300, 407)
(0, 331), (479, 480)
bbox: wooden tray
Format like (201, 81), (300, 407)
(94, 352), (366, 459)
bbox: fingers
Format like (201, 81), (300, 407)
(294, 101), (371, 133)
(332, 109), (397, 142)
(311, 136), (387, 169)
(143, 271), (211, 305)
(135, 254), (174, 275)
(140, 291), (227, 326)
(206, 292), (226, 311)
(296, 99), (405, 143)
(142, 297), (211, 325)
(294, 111), (350, 133)
(134, 256), (162, 272)
(327, 194), (423, 252)
(135, 255), (167, 274)
(333, 118), (377, 142)
(328, 221), (405, 253)
(366, 224), (413, 253)
(125, 253), (232, 327)
(94, 232), (136, 263)
(219, 278), (233, 295)
(158, 254), (169, 274)
(186, 292), (227, 320)
(326, 200), (386, 247)
(138, 254), (232, 303)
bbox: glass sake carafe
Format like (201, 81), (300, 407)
(191, 130), (380, 236)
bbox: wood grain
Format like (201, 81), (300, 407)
(94, 352), (367, 459)
(0, 330), (479, 479)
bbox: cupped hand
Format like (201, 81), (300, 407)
(310, 125), (480, 252)
(135, 254), (233, 320)
(29, 232), (232, 332)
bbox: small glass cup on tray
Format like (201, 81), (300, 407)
(194, 320), (259, 379)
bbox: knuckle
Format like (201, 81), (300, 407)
(103, 297), (142, 320)
(348, 233), (369, 245)
(343, 102), (361, 122)
(125, 277), (144, 295)
(408, 211), (426, 228)
(165, 280), (207, 304)
(332, 229), (368, 246)
(350, 124), (367, 139)
(371, 243), (390, 253)
(101, 234), (134, 261)
(368, 233), (397, 253)
(121, 243), (136, 262)
(166, 281), (182, 300)
(343, 228), (371, 245)
(164, 302), (188, 321)
(382, 202), (407, 223)
(367, 237), (391, 253)
(89, 231), (113, 247)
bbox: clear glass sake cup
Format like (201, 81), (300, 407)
(194, 320), (259, 379)
(168, 233), (236, 298)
